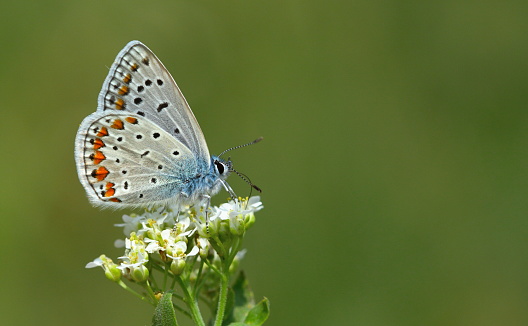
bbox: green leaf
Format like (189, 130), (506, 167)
(152, 292), (178, 326)
(223, 271), (254, 325)
(232, 271), (255, 321)
(243, 298), (270, 325)
(223, 272), (270, 325)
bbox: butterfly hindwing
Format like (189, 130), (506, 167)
(75, 111), (197, 208)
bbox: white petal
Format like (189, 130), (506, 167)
(188, 246), (199, 257)
(86, 257), (103, 268)
(145, 242), (162, 253)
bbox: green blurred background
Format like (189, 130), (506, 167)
(2, 0), (528, 325)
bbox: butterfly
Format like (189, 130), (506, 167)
(75, 41), (257, 209)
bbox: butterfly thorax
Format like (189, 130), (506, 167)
(178, 156), (230, 204)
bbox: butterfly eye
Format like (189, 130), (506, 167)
(214, 160), (225, 175)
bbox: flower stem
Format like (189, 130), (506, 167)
(176, 276), (205, 326)
(228, 236), (242, 263)
(213, 273), (229, 326)
(211, 235), (228, 257)
(203, 259), (222, 275)
(117, 280), (155, 306)
(172, 303), (192, 318)
(144, 280), (159, 303)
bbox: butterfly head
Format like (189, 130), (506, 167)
(213, 157), (232, 180)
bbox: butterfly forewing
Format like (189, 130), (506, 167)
(75, 111), (197, 208)
(96, 41), (210, 164)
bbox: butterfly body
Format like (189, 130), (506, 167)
(75, 41), (231, 208)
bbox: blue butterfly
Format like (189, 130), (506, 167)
(75, 41), (259, 209)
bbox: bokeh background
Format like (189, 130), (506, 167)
(2, 1), (528, 325)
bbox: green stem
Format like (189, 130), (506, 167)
(163, 262), (169, 289)
(172, 303), (192, 318)
(203, 258), (222, 275)
(144, 280), (158, 302)
(193, 261), (206, 298)
(195, 258), (205, 282)
(213, 274), (229, 326)
(228, 236), (242, 263)
(170, 275), (178, 291)
(211, 235), (228, 257)
(213, 235), (244, 325)
(116, 280), (155, 306)
(171, 292), (185, 302)
(176, 276), (205, 326)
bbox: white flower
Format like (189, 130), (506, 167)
(167, 240), (199, 260)
(143, 218), (196, 254)
(174, 216), (195, 237)
(114, 205), (188, 238)
(86, 255), (121, 282)
(213, 196), (263, 220)
(118, 238), (149, 270)
(114, 214), (144, 236)
(246, 196), (264, 212)
(88, 197), (263, 284)
(144, 228), (170, 254)
(86, 257), (104, 269)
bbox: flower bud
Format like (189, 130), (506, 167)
(198, 221), (217, 238)
(199, 248), (208, 259)
(87, 255), (122, 282)
(229, 216), (245, 236)
(196, 238), (210, 259)
(218, 221), (230, 235)
(170, 259), (186, 275)
(104, 264), (122, 282)
(131, 265), (149, 283)
(244, 213), (256, 229)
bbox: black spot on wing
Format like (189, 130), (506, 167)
(157, 102), (169, 112)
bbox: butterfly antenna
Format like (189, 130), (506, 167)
(230, 168), (262, 193)
(218, 137), (263, 158)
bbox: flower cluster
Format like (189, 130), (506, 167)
(86, 196), (263, 325)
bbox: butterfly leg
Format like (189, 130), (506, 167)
(200, 194), (212, 233)
(219, 179), (238, 203)
(202, 194), (211, 217)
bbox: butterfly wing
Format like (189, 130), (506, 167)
(96, 41), (210, 166)
(75, 111), (198, 208)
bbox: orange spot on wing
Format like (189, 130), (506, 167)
(131, 63), (139, 71)
(97, 127), (108, 137)
(115, 98), (125, 110)
(123, 74), (131, 84)
(93, 138), (105, 149)
(110, 119), (124, 129)
(125, 117), (138, 124)
(118, 85), (129, 95)
(92, 151), (106, 165)
(91, 166), (109, 181)
(104, 187), (115, 197)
